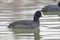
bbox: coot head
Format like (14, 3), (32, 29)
(33, 11), (42, 22)
(58, 2), (60, 7)
(34, 11), (42, 18)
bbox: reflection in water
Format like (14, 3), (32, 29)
(0, 0), (60, 40)
(40, 15), (60, 40)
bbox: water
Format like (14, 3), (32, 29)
(40, 15), (60, 40)
(0, 0), (60, 40)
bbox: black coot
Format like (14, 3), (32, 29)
(8, 11), (42, 29)
(41, 2), (60, 12)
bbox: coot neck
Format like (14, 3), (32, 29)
(33, 16), (39, 22)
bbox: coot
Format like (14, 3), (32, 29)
(41, 2), (60, 12)
(8, 11), (42, 29)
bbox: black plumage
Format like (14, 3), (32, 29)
(41, 2), (60, 12)
(8, 11), (42, 29)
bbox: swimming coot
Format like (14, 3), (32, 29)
(8, 11), (42, 29)
(41, 2), (60, 12)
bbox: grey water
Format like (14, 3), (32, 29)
(0, 0), (60, 40)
